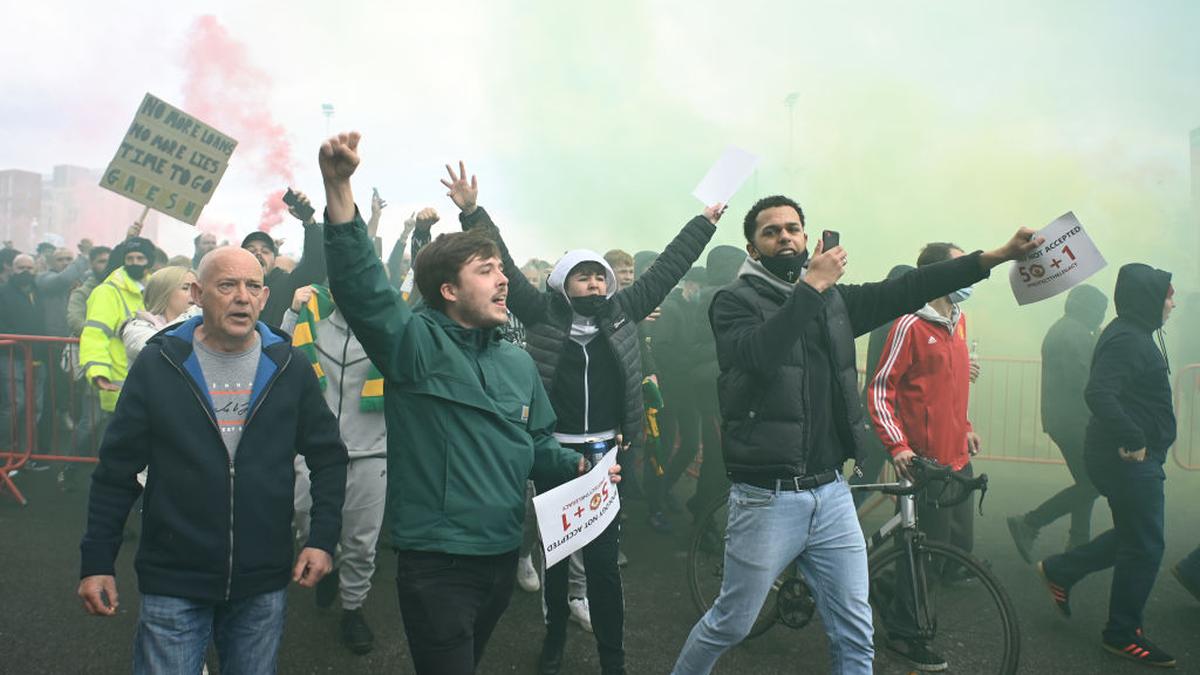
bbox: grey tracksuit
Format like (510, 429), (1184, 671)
(284, 308), (387, 610)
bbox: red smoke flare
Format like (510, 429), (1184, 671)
(181, 15), (295, 233)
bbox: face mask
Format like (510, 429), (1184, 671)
(12, 271), (34, 288)
(948, 286), (973, 304)
(570, 294), (605, 317)
(125, 264), (147, 281)
(757, 248), (809, 284)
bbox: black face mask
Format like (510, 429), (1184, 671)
(570, 294), (606, 317)
(12, 271), (34, 288)
(756, 248), (809, 284)
(124, 264), (147, 281)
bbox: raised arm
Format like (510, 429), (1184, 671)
(838, 227), (1042, 336)
(320, 132), (414, 382)
(288, 192), (328, 287)
(618, 205), (724, 321)
(442, 161), (551, 325)
(36, 252), (89, 294)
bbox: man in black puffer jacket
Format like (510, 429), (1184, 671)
(1008, 283), (1108, 559)
(672, 195), (1039, 675)
(439, 162), (724, 675)
(1038, 264), (1177, 668)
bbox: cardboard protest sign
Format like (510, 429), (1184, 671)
(693, 146), (760, 205)
(534, 450), (620, 568)
(1009, 212), (1106, 305)
(99, 93), (238, 225)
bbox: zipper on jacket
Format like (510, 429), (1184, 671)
(226, 460), (235, 600)
(243, 351), (292, 428)
(582, 343), (591, 434)
(159, 351), (232, 598)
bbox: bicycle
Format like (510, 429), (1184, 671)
(687, 458), (1020, 674)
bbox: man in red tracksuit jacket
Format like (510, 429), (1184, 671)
(867, 242), (981, 669)
(869, 242), (980, 546)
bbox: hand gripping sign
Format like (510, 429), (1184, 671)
(1009, 212), (1106, 306)
(534, 449), (621, 568)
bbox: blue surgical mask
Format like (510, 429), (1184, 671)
(948, 286), (973, 304)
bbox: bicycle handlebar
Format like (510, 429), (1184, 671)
(880, 457), (989, 511)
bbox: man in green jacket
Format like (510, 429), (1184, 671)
(319, 131), (620, 675)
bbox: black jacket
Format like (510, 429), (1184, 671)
(1041, 284), (1107, 436)
(261, 221), (328, 327)
(79, 318), (347, 602)
(464, 207), (716, 445)
(0, 279), (46, 358)
(712, 253), (990, 477)
(1085, 263), (1175, 473)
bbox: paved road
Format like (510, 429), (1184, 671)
(1, 460), (1197, 673)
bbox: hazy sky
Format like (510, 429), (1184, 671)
(3, 1), (1199, 355)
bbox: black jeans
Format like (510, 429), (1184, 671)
(1024, 428), (1098, 545)
(885, 463), (975, 641)
(543, 517), (624, 672)
(394, 549), (517, 675)
(1044, 463), (1166, 643)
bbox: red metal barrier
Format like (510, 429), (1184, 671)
(0, 334), (104, 505)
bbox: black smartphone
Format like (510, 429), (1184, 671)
(822, 229), (840, 252)
(282, 187), (315, 222)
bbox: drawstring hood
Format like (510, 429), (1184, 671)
(1113, 263), (1173, 372)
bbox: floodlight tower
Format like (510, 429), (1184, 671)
(322, 104), (336, 135)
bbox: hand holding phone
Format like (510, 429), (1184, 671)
(283, 188), (316, 223)
(821, 230), (840, 253)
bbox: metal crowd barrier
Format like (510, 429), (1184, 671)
(0, 334), (104, 505)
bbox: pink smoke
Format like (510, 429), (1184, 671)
(181, 15), (295, 233)
(259, 189), (289, 232)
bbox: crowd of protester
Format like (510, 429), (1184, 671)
(0, 131), (1195, 674)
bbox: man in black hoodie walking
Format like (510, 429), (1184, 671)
(1038, 263), (1177, 668)
(1008, 284), (1108, 560)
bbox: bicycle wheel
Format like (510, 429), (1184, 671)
(687, 495), (786, 640)
(868, 538), (1020, 674)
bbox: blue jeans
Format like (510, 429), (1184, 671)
(672, 476), (874, 674)
(133, 589), (287, 675)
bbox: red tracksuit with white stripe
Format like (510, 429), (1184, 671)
(868, 305), (972, 471)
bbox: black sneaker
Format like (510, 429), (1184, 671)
(340, 607), (374, 655)
(1171, 563), (1200, 604)
(315, 568), (339, 609)
(1006, 515), (1038, 564)
(885, 638), (948, 672)
(1036, 560), (1071, 618)
(1102, 630), (1176, 668)
(537, 638), (565, 675)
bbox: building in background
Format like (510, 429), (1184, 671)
(0, 170), (42, 250)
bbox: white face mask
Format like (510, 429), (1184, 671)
(948, 286), (973, 304)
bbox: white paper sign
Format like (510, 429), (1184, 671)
(533, 449), (621, 568)
(692, 146), (761, 205)
(1009, 212), (1106, 306)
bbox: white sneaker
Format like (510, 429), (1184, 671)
(517, 554), (540, 592)
(568, 596), (592, 632)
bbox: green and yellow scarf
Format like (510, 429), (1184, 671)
(292, 284), (384, 412)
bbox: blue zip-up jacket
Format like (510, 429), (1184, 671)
(79, 317), (348, 602)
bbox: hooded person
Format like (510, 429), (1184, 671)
(443, 164), (724, 675)
(79, 237), (154, 413)
(1008, 283), (1108, 558)
(1037, 264), (1178, 668)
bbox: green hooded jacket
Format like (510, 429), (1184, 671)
(324, 211), (581, 555)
